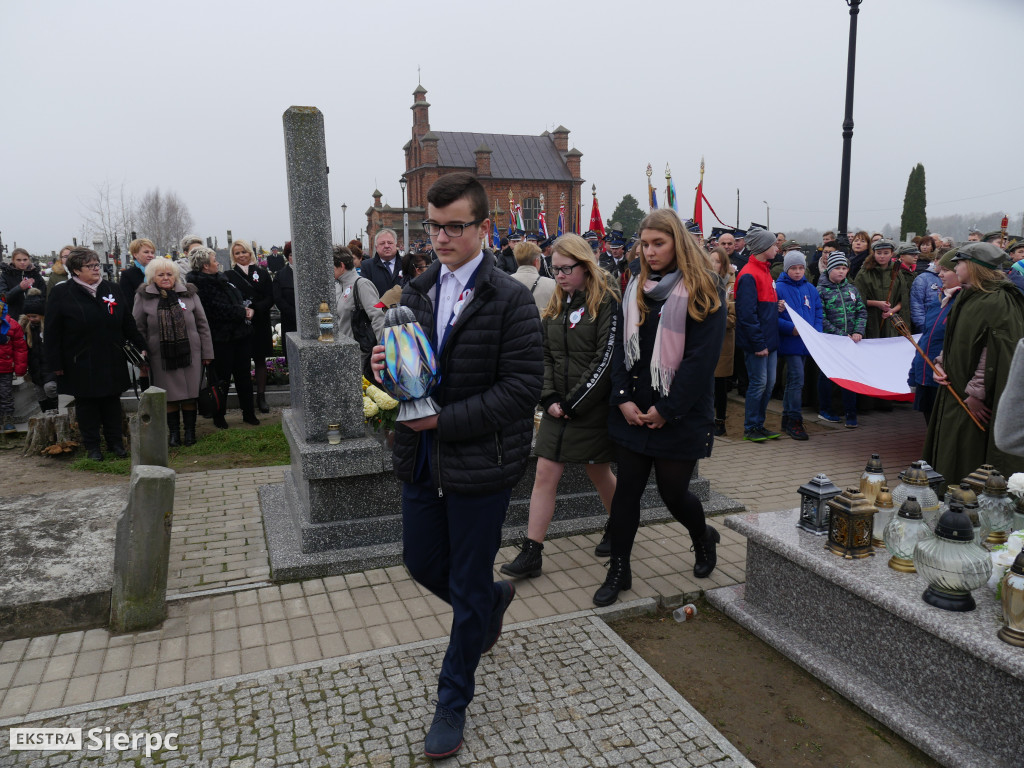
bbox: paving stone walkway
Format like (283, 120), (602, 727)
(0, 401), (927, 765)
(1, 612), (752, 767)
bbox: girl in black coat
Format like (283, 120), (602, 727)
(187, 247), (259, 428)
(226, 240), (274, 413)
(44, 248), (148, 460)
(594, 209), (727, 607)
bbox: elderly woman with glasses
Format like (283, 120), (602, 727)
(44, 248), (148, 460)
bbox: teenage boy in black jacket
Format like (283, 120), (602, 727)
(373, 172), (543, 759)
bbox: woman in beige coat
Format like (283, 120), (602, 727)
(709, 247), (736, 436)
(134, 257), (214, 447)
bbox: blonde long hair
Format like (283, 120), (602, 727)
(636, 209), (721, 323)
(542, 234), (618, 321)
(959, 260), (1007, 294)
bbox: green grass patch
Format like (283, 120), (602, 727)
(72, 423), (290, 476)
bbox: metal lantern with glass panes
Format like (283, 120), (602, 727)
(872, 486), (894, 548)
(891, 461), (941, 529)
(963, 463), (998, 496)
(859, 454), (887, 507)
(913, 501), (993, 612)
(919, 461), (945, 499)
(978, 471), (1015, 546)
(883, 495), (933, 572)
(997, 549), (1024, 647)
(797, 474), (842, 535)
(826, 488), (876, 559)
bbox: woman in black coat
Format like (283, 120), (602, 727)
(226, 239), (274, 413)
(44, 248), (148, 460)
(1, 248), (47, 320)
(594, 209), (727, 607)
(187, 247), (259, 428)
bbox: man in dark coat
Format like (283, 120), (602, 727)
(272, 242), (296, 367)
(363, 228), (404, 297)
(495, 230), (521, 274)
(379, 172), (542, 759)
(119, 238), (157, 390)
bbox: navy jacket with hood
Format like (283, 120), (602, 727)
(775, 271), (823, 356)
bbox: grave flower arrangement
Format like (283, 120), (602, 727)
(363, 376), (399, 432)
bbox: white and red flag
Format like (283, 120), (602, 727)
(786, 306), (917, 401)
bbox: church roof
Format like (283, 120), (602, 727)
(427, 132), (572, 181)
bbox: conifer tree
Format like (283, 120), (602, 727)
(900, 164), (928, 240)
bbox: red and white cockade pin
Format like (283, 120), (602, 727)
(569, 307), (585, 329)
(102, 294), (117, 314)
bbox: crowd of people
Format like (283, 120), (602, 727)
(4, 170), (1024, 758)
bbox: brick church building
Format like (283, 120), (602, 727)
(365, 85), (584, 251)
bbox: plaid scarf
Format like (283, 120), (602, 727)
(157, 289), (192, 370)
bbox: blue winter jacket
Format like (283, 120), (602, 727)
(908, 292), (956, 388)
(776, 272), (823, 356)
(909, 269), (943, 332)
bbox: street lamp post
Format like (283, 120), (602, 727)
(836, 0), (863, 249)
(399, 176), (408, 254)
(763, 201), (770, 230)
(341, 203), (347, 243)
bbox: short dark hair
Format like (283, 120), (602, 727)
(66, 247), (100, 276)
(823, 240), (840, 250)
(426, 172), (488, 222)
(402, 251), (429, 276)
(332, 245), (354, 271)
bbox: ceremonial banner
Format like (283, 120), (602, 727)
(589, 196), (605, 237)
(538, 210), (548, 238)
(557, 204), (564, 237)
(786, 306), (917, 401)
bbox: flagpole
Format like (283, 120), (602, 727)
(888, 314), (986, 432)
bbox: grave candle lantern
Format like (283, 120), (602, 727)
(997, 549), (1024, 647)
(797, 474), (841, 535)
(826, 488), (876, 559)
(883, 495), (933, 573)
(914, 502), (992, 612)
(872, 486), (894, 548)
(379, 305), (440, 422)
(978, 471), (1015, 546)
(859, 454), (887, 507)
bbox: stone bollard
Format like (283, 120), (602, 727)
(109, 465), (176, 633)
(130, 386), (168, 468)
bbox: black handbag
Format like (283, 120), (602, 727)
(120, 339), (146, 368)
(197, 364), (227, 419)
(351, 279), (378, 378)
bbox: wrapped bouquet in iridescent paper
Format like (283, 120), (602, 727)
(380, 306), (440, 422)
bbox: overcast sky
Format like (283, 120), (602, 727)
(3, 0), (1022, 255)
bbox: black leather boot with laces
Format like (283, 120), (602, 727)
(691, 525), (721, 578)
(593, 555), (631, 606)
(499, 538), (543, 578)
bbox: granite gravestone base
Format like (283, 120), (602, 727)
(0, 487), (126, 641)
(261, 442), (744, 581)
(707, 509), (1024, 768)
